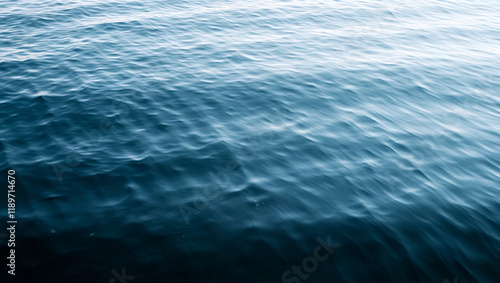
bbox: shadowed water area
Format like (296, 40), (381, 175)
(0, 0), (499, 282)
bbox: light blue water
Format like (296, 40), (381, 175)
(1, 0), (499, 282)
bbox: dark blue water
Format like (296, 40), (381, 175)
(1, 0), (499, 282)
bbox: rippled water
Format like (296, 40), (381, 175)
(1, 0), (499, 282)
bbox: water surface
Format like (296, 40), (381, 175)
(1, 0), (499, 282)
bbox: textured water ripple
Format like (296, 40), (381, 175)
(1, 0), (499, 282)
